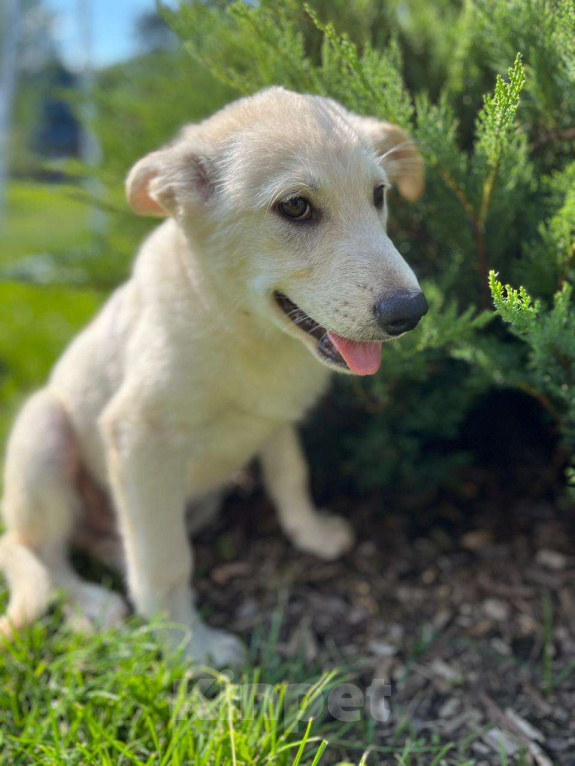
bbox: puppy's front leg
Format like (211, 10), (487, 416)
(260, 425), (354, 560)
(103, 404), (244, 667)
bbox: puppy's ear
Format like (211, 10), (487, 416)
(352, 117), (425, 202)
(126, 146), (213, 217)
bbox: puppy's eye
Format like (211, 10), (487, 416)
(278, 197), (312, 221)
(373, 184), (386, 210)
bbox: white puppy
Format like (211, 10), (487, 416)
(0, 88), (426, 666)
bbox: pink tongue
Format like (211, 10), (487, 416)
(327, 332), (382, 376)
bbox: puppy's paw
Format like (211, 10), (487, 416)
(186, 623), (246, 669)
(65, 584), (128, 632)
(291, 512), (354, 560)
(0, 616), (16, 640)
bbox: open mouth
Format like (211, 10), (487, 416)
(274, 292), (382, 376)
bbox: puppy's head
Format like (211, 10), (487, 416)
(127, 88), (427, 376)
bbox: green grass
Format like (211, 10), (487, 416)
(0, 612), (335, 765)
(0, 182), (106, 449)
(0, 182), (93, 266)
(0, 282), (103, 449)
(0, 603), (506, 765)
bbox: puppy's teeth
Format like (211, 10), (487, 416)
(318, 336), (336, 359)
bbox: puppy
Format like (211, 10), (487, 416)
(0, 88), (427, 666)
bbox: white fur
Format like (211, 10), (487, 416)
(0, 88), (424, 666)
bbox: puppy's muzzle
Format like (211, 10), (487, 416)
(374, 291), (429, 336)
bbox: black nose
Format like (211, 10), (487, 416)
(374, 291), (429, 336)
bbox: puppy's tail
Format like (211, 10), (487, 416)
(0, 533), (52, 638)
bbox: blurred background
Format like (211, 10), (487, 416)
(0, 0), (188, 440)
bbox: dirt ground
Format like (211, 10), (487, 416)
(194, 466), (575, 764)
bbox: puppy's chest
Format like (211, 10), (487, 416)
(215, 349), (330, 421)
(169, 343), (329, 494)
(185, 352), (327, 470)
(173, 332), (329, 423)
(184, 405), (295, 495)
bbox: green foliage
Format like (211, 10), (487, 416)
(490, 273), (575, 453)
(475, 0), (575, 135)
(475, 54), (525, 169)
(518, 163), (575, 298)
(489, 272), (541, 334)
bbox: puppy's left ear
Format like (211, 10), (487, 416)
(351, 117), (425, 202)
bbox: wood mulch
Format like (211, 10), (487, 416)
(194, 472), (575, 765)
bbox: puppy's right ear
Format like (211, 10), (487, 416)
(126, 146), (214, 217)
(347, 116), (425, 202)
(126, 151), (170, 217)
